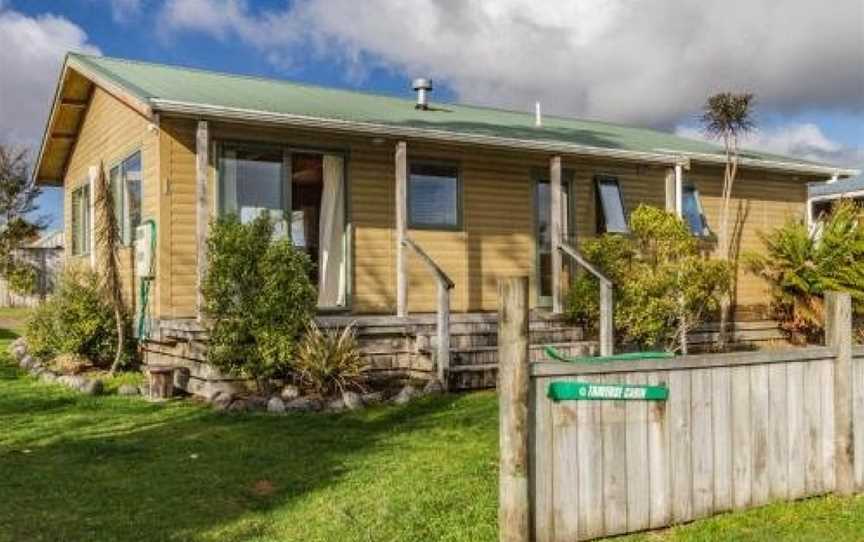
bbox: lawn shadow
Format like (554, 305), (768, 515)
(0, 390), (485, 542)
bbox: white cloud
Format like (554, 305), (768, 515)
(160, 0), (864, 130)
(0, 8), (100, 147)
(108, 0), (143, 22)
(676, 124), (864, 169)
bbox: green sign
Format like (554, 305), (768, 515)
(548, 381), (669, 402)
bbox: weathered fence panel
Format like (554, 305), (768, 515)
(501, 288), (863, 541)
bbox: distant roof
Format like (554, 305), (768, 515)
(809, 175), (864, 199)
(35, 53), (861, 184)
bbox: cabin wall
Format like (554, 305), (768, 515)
(63, 87), (158, 311)
(156, 116), (810, 319)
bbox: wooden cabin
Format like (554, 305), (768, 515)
(33, 53), (860, 392)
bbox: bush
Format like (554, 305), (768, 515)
(202, 214), (317, 390)
(294, 322), (365, 396)
(746, 199), (864, 342)
(566, 205), (731, 351)
(7, 262), (37, 296)
(25, 266), (119, 366)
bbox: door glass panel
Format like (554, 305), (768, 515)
(536, 180), (570, 302)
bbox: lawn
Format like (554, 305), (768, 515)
(1, 308), (863, 542)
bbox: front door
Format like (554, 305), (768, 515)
(534, 177), (570, 307)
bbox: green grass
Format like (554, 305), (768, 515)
(0, 307), (862, 541)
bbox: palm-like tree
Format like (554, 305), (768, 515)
(701, 92), (756, 347)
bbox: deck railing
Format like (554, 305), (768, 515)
(558, 241), (614, 356)
(402, 237), (454, 389)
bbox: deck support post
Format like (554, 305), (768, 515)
(395, 141), (408, 317)
(674, 162), (684, 218)
(195, 120), (209, 320)
(599, 280), (614, 357)
(436, 280), (451, 389)
(825, 291), (854, 495)
(665, 167), (676, 213)
(550, 155), (563, 314)
(497, 276), (530, 542)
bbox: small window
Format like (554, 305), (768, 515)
(110, 151), (142, 245)
(595, 176), (628, 233)
(682, 184), (710, 237)
(408, 162), (461, 230)
(71, 184), (91, 256)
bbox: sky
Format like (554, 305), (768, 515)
(1, 0), (862, 231)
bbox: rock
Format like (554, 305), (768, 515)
(12, 344), (26, 359)
(19, 355), (35, 370)
(227, 399), (249, 412)
(361, 391), (385, 406)
(325, 397), (345, 412)
(342, 390), (364, 411)
(285, 396), (322, 412)
(39, 371), (57, 384)
(392, 385), (418, 405)
(280, 384), (300, 402)
(118, 384), (139, 396)
(267, 396), (286, 413)
(138, 384), (150, 398)
(247, 395), (269, 411)
(422, 379), (445, 396)
(212, 392), (234, 411)
(80, 379), (104, 396)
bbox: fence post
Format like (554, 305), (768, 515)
(825, 291), (854, 495)
(498, 277), (530, 542)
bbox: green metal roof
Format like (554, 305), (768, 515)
(66, 53), (855, 175)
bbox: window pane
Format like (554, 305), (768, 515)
(72, 185), (90, 256)
(221, 147), (284, 223)
(682, 185), (707, 236)
(597, 178), (628, 233)
(409, 163), (459, 228)
(123, 152), (142, 244)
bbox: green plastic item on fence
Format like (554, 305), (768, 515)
(548, 381), (669, 402)
(543, 346), (673, 364)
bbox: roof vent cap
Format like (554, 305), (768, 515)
(412, 78), (433, 110)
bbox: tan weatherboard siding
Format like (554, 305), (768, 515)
(158, 117), (813, 318)
(63, 87), (158, 311)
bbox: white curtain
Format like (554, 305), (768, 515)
(318, 155), (346, 307)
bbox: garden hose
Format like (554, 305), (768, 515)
(137, 219), (157, 339)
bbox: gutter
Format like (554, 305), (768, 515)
(152, 99), (858, 177)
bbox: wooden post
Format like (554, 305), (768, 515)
(148, 366), (175, 401)
(395, 141), (408, 317)
(825, 291), (854, 495)
(665, 167), (676, 213)
(600, 280), (614, 356)
(498, 276), (530, 542)
(437, 280), (451, 390)
(674, 163), (684, 218)
(195, 120), (209, 320)
(550, 155), (563, 314)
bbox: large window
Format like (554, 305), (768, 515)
(109, 151), (142, 245)
(408, 162), (461, 230)
(595, 176), (629, 234)
(71, 184), (90, 256)
(681, 184), (709, 237)
(219, 145), (286, 224)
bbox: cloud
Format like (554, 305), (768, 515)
(676, 124), (864, 169)
(160, 0), (864, 129)
(108, 0), (143, 22)
(0, 8), (100, 147)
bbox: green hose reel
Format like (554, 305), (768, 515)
(134, 219), (157, 339)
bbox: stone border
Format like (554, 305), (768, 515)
(8, 337), (105, 396)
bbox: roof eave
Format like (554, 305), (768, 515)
(151, 99), (858, 178)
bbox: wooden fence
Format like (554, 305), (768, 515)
(0, 247), (63, 308)
(498, 279), (863, 542)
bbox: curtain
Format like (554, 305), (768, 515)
(318, 155), (346, 307)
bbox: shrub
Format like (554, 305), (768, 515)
(565, 205), (731, 351)
(25, 266), (119, 366)
(7, 262), (37, 296)
(202, 214), (317, 390)
(746, 199), (864, 341)
(294, 322), (366, 396)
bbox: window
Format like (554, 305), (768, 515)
(71, 184), (90, 256)
(109, 151), (142, 245)
(219, 145), (286, 223)
(408, 162), (461, 230)
(681, 184), (710, 237)
(595, 176), (628, 233)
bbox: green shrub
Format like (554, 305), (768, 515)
(746, 199), (864, 341)
(294, 322), (365, 396)
(25, 266), (119, 366)
(202, 214), (317, 390)
(7, 262), (37, 296)
(565, 205), (731, 351)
